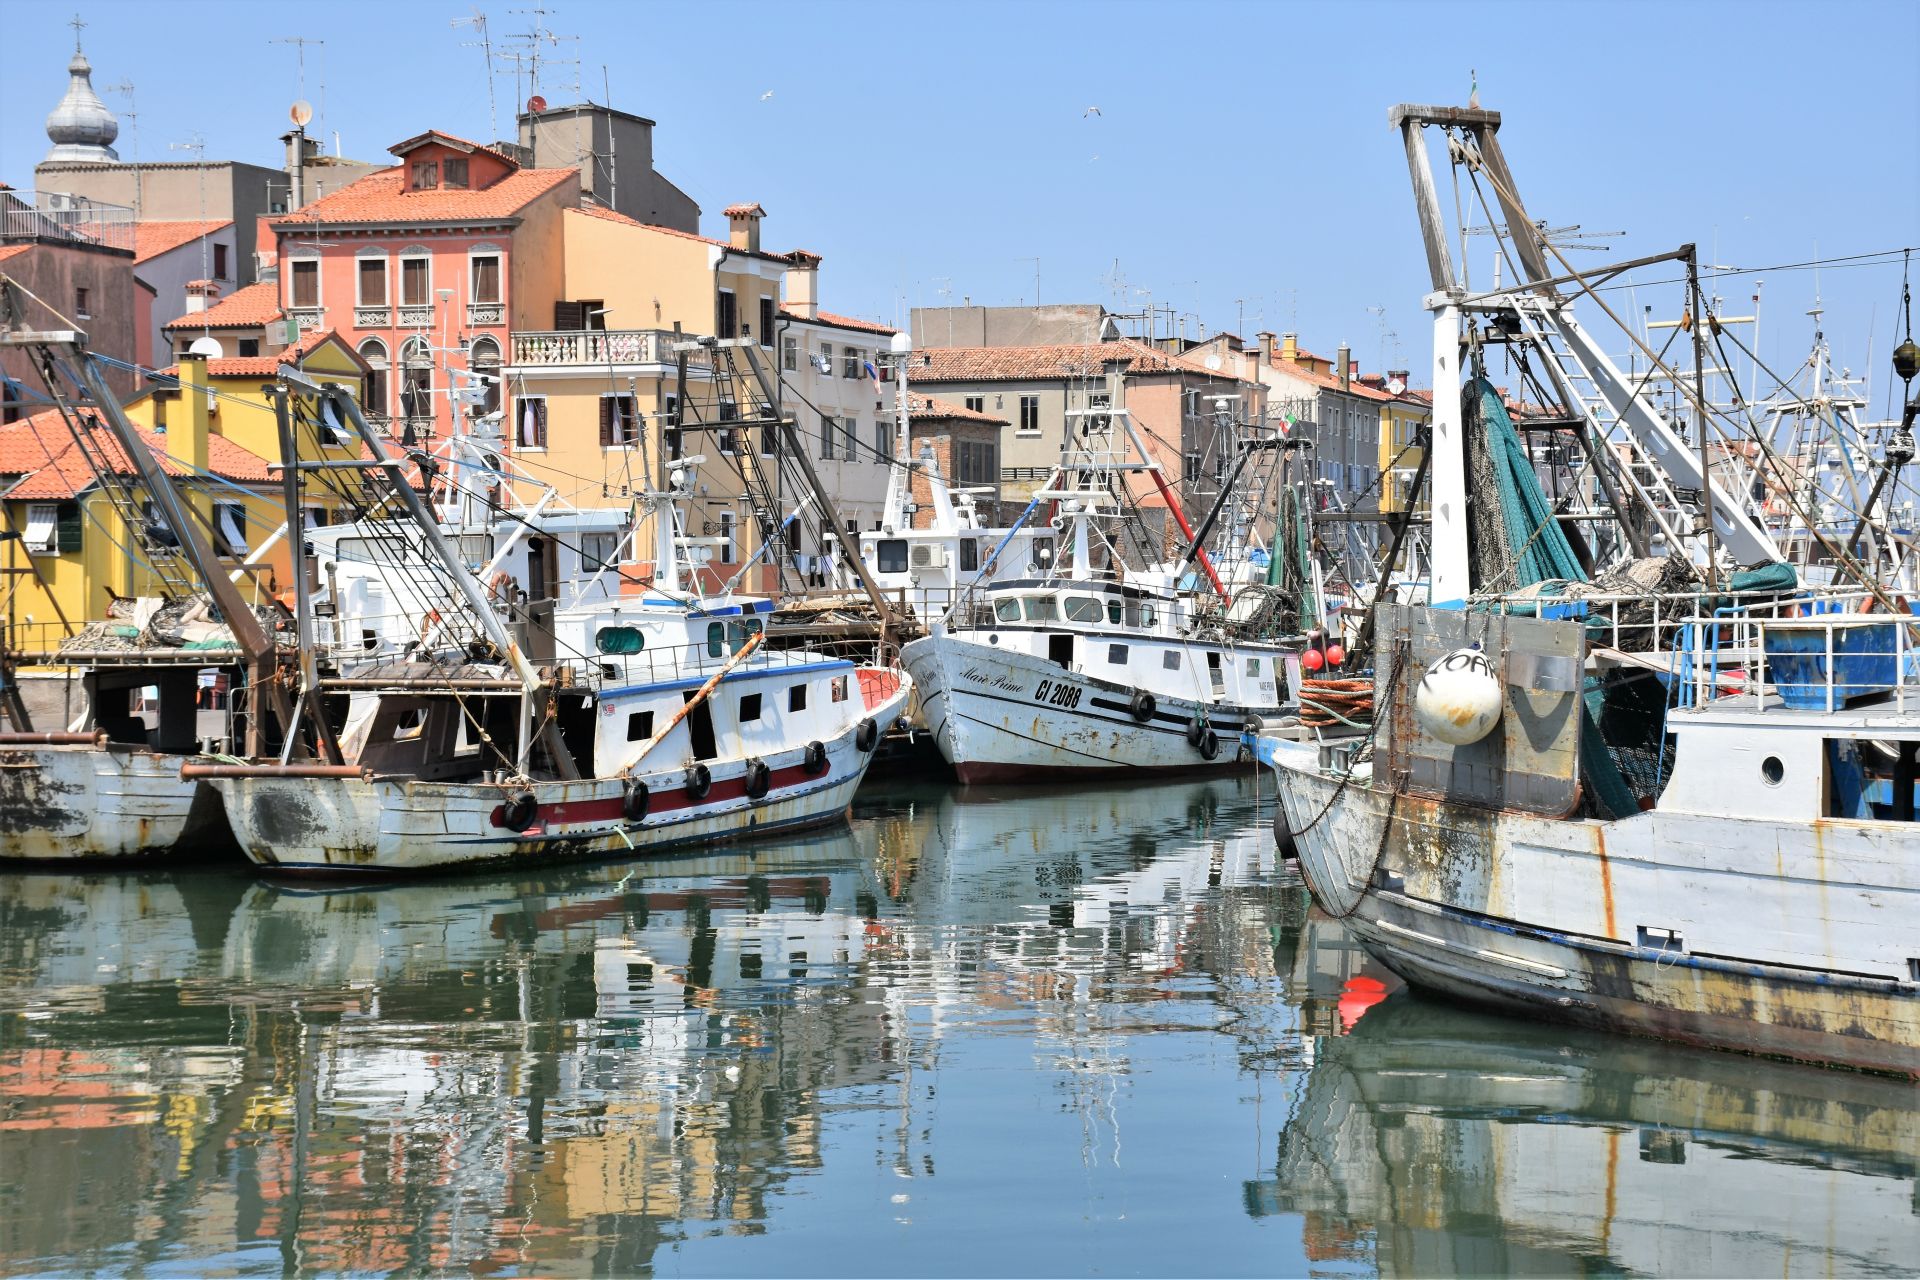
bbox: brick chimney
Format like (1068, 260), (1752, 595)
(184, 280), (220, 314)
(784, 249), (822, 320)
(1336, 342), (1351, 391)
(724, 202), (766, 254)
(1255, 330), (1276, 368)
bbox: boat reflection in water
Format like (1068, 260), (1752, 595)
(0, 776), (1288, 1276)
(1253, 992), (1920, 1277)
(5, 774), (1912, 1276)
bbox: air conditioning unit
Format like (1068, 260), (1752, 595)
(911, 544), (946, 569)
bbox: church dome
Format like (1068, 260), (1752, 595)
(44, 47), (120, 164)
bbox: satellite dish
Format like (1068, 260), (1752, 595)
(527, 94), (548, 114)
(1203, 354), (1223, 372)
(290, 99), (314, 128)
(187, 336), (225, 359)
(1386, 377), (1407, 396)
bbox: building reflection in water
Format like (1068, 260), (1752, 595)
(2, 773), (1915, 1276)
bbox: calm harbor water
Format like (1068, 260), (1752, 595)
(2, 773), (1915, 1277)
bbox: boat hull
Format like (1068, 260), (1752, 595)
(902, 633), (1267, 782)
(0, 743), (228, 861)
(1262, 739), (1920, 1078)
(213, 688), (909, 874)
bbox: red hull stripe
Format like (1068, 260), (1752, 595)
(488, 761), (826, 830)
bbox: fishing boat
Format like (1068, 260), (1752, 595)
(901, 390), (1308, 782)
(1257, 101), (1919, 1077)
(204, 374), (910, 874)
(0, 279), (295, 861)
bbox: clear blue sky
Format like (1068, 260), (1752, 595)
(6, 0), (1916, 406)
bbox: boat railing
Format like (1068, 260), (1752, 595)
(1681, 592), (1919, 715)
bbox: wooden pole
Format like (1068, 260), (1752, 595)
(626, 631), (762, 771)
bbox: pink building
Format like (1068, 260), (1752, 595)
(266, 131), (580, 443)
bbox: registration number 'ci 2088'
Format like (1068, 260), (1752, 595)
(1032, 679), (1082, 709)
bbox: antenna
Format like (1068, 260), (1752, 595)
(101, 78), (140, 216)
(271, 37), (327, 137)
(169, 133), (212, 289)
(451, 10), (498, 140)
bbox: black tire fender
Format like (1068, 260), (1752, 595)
(854, 717), (879, 753)
(686, 762), (712, 801)
(803, 740), (829, 775)
(1274, 806), (1300, 859)
(1128, 690), (1157, 723)
(500, 791), (538, 832)
(743, 758), (771, 800)
(622, 777), (650, 822)
(1186, 714), (1206, 747)
(1197, 726), (1221, 761)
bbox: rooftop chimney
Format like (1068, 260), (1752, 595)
(1336, 342), (1351, 391)
(724, 202), (766, 254)
(1279, 332), (1300, 364)
(784, 249), (822, 320)
(184, 280), (220, 314)
(1255, 330), (1277, 368)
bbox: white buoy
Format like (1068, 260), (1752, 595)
(1414, 648), (1503, 745)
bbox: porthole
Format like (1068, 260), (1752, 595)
(1760, 756), (1785, 785)
(989, 634), (1000, 646)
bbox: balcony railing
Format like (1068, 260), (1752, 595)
(355, 306), (391, 327)
(0, 190), (135, 254)
(509, 329), (713, 370)
(467, 302), (505, 327)
(288, 307), (325, 332)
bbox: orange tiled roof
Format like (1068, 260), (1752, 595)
(163, 280), (282, 331)
(132, 219), (231, 264)
(1264, 358), (1396, 400)
(909, 393), (1005, 425)
(0, 244), (32, 265)
(0, 409), (73, 475)
(568, 203), (647, 229)
(154, 327), (359, 379)
(389, 129), (518, 167)
(780, 304), (897, 336)
(3, 417), (274, 500)
(910, 339), (1238, 384)
(723, 202), (766, 218)
(271, 164), (577, 229)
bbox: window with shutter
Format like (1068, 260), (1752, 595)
(759, 296), (775, 347)
(55, 502), (83, 554)
(554, 301), (587, 330)
(471, 254), (501, 304)
(717, 290), (738, 339)
(400, 256), (429, 306)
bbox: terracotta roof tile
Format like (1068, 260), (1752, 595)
(723, 202), (766, 218)
(0, 244), (32, 265)
(388, 129), (519, 167)
(132, 219), (232, 264)
(271, 164), (576, 229)
(567, 203), (647, 229)
(910, 339), (1240, 384)
(2, 416), (273, 500)
(908, 393), (1005, 425)
(154, 327), (356, 379)
(1265, 359), (1396, 400)
(780, 304), (898, 336)
(0, 409), (74, 475)
(163, 280), (282, 331)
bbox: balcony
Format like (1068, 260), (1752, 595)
(0, 190), (135, 255)
(354, 306), (391, 327)
(288, 307), (325, 333)
(466, 302), (505, 327)
(507, 329), (714, 375)
(398, 305), (434, 329)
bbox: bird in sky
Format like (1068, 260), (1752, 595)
(760, 89), (775, 101)
(1083, 106), (1102, 117)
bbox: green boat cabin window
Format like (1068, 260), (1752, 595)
(595, 625), (645, 654)
(1107, 599), (1124, 624)
(727, 618), (763, 653)
(707, 622), (725, 657)
(994, 598), (1022, 623)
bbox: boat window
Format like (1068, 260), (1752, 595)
(789, 684), (807, 712)
(1162, 651), (1181, 671)
(1123, 601), (1141, 627)
(1140, 603), (1157, 628)
(707, 622), (724, 657)
(626, 710), (654, 742)
(1107, 644), (1128, 664)
(995, 598), (1022, 623)
(1108, 600), (1124, 624)
(740, 692), (762, 722)
(1246, 657), (1261, 677)
(595, 625), (644, 655)
(727, 618), (763, 653)
(959, 539), (980, 572)
(831, 675), (849, 702)
(876, 539), (909, 574)
(1022, 596), (1058, 622)
(1823, 738), (1917, 819)
(1065, 596), (1102, 623)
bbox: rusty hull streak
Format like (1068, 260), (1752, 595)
(1593, 827), (1617, 941)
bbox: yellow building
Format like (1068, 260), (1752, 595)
(0, 338), (367, 652)
(502, 203), (791, 591)
(1379, 389), (1429, 515)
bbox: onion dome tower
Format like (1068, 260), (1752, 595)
(44, 33), (120, 164)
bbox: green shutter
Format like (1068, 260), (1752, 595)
(55, 502), (83, 554)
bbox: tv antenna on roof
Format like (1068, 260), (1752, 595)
(271, 37), (326, 137)
(452, 10), (499, 140)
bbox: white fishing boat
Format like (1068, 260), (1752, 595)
(205, 374), (910, 874)
(1258, 100), (1919, 1076)
(902, 394), (1306, 782)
